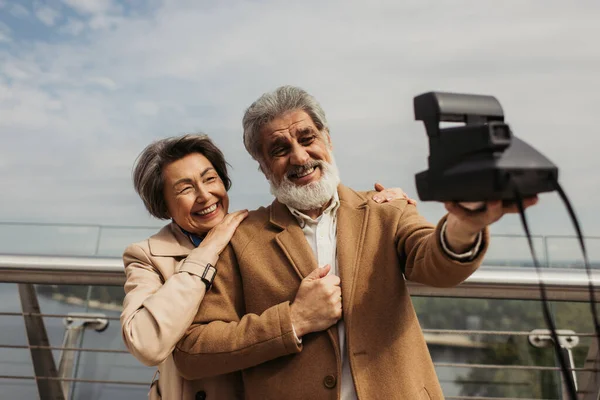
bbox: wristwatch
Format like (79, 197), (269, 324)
(199, 263), (217, 290)
(179, 262), (218, 290)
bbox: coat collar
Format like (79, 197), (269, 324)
(268, 184), (367, 229)
(268, 184), (368, 283)
(148, 222), (195, 257)
(268, 184), (368, 349)
(270, 200), (318, 279)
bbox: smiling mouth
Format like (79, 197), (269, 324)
(194, 203), (218, 216)
(289, 166), (317, 180)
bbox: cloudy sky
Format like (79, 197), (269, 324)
(0, 0), (599, 257)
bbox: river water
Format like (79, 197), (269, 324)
(0, 283), (153, 400)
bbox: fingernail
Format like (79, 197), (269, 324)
(374, 197), (382, 203)
(386, 196), (393, 201)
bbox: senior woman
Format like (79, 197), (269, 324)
(120, 134), (414, 400)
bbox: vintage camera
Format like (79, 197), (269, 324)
(413, 91), (558, 202)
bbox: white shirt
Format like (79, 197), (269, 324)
(287, 191), (358, 399)
(286, 191), (483, 399)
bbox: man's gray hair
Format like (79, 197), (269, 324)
(242, 85), (329, 163)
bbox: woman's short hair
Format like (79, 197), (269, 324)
(132, 134), (231, 219)
(242, 85), (329, 164)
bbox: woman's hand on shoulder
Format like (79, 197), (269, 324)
(372, 182), (417, 206)
(198, 209), (249, 256)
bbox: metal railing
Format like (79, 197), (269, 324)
(1, 254), (599, 301)
(1, 220), (599, 262)
(0, 254), (599, 399)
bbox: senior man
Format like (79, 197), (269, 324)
(174, 86), (538, 399)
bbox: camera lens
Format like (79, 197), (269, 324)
(492, 124), (511, 141)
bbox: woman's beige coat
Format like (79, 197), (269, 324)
(121, 223), (243, 399)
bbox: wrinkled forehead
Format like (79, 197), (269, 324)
(260, 110), (319, 141)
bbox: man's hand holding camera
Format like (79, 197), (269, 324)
(443, 197), (539, 253)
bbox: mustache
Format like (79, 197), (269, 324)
(285, 160), (322, 179)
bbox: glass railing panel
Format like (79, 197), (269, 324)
(1, 221), (598, 271)
(64, 284), (152, 400)
(482, 234), (546, 268)
(95, 227), (160, 257)
(413, 296), (594, 398)
(436, 366), (560, 398)
(0, 222), (162, 257)
(34, 284), (93, 352)
(0, 283), (38, 399)
(0, 282), (152, 399)
(69, 309), (153, 400)
(2, 246), (599, 399)
(546, 236), (600, 268)
(0, 378), (39, 400)
(0, 223), (100, 256)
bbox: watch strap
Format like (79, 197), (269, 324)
(179, 262), (217, 290)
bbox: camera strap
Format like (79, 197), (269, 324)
(513, 181), (578, 400)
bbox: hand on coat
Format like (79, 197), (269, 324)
(197, 209), (249, 256)
(443, 198), (539, 253)
(290, 264), (342, 338)
(372, 182), (417, 206)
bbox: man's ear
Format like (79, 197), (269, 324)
(258, 161), (270, 180)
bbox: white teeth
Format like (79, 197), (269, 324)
(196, 204), (217, 215)
(295, 167), (314, 178)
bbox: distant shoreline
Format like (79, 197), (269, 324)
(41, 291), (123, 312)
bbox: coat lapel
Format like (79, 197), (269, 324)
(270, 200), (318, 280)
(148, 222), (195, 257)
(269, 199), (341, 350)
(269, 187), (368, 353)
(336, 185), (369, 316)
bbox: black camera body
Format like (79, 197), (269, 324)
(413, 91), (558, 202)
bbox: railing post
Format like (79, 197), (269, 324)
(18, 283), (65, 400)
(577, 337), (600, 400)
(58, 313), (109, 399)
(529, 329), (580, 399)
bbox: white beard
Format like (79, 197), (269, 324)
(269, 155), (341, 211)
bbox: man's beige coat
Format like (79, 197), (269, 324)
(174, 185), (489, 399)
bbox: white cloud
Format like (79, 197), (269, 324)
(60, 0), (124, 31)
(10, 4), (30, 18)
(60, 18), (86, 36)
(87, 76), (118, 90)
(0, 82), (68, 131)
(1, 0), (599, 240)
(62, 0), (120, 16)
(134, 101), (159, 116)
(0, 22), (11, 43)
(34, 5), (61, 27)
(2, 62), (30, 80)
(88, 14), (124, 30)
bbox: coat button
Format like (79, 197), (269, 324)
(323, 374), (337, 389)
(195, 391), (206, 400)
